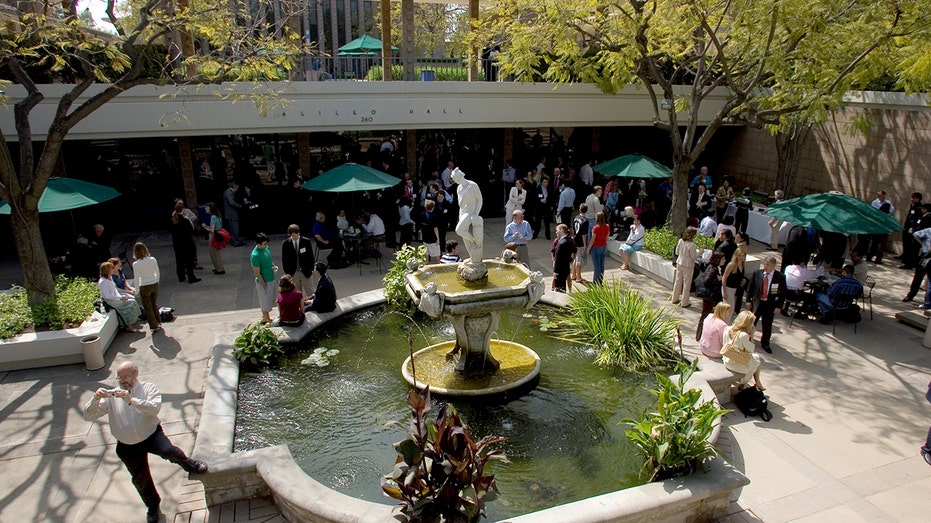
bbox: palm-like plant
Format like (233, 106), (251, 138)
(556, 282), (681, 372)
(624, 361), (728, 481)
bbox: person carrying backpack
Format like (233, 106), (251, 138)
(571, 203), (589, 283)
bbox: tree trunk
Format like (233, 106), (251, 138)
(774, 125), (811, 196)
(9, 207), (55, 307)
(668, 161), (691, 235)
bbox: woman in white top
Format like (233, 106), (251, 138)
(722, 310), (764, 390)
(672, 226), (699, 307)
(505, 179), (527, 219)
(98, 262), (142, 332)
(132, 242), (162, 332)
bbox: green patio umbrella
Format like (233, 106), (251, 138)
(302, 163), (401, 193)
(766, 191), (902, 235)
(337, 34), (398, 56)
(0, 177), (120, 214)
(594, 154), (673, 179)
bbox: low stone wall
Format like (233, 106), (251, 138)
(0, 311), (118, 371)
(192, 288), (749, 523)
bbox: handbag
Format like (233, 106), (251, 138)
(721, 342), (752, 366)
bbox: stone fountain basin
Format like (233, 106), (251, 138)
(405, 260), (532, 304)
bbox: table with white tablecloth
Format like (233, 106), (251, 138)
(724, 203), (792, 246)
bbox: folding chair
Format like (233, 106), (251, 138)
(861, 276), (875, 320)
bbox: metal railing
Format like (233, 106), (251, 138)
(301, 56), (506, 82)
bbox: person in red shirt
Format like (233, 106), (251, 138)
(276, 274), (305, 326)
(587, 212), (611, 284)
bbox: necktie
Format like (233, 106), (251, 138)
(761, 273), (769, 300)
(294, 239), (299, 254)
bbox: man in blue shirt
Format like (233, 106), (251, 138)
(557, 179), (576, 226)
(503, 209), (533, 265)
(815, 265), (863, 319)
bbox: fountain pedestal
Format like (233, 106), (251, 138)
(404, 260), (545, 395)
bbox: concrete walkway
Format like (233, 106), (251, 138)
(0, 221), (929, 522)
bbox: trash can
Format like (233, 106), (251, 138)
(420, 70), (435, 82)
(82, 335), (105, 371)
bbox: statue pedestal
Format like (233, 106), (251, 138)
(449, 312), (501, 377)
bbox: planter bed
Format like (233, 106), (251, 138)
(0, 311), (118, 371)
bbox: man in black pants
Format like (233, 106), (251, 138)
(281, 223), (316, 296)
(84, 361), (208, 523)
(902, 203), (931, 303)
(746, 256), (786, 353)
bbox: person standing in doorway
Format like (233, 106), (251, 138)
(83, 361), (208, 523)
(222, 181), (244, 246)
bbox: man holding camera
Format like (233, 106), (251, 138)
(84, 361), (208, 523)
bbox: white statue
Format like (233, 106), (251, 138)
(418, 281), (445, 318)
(450, 168), (484, 263)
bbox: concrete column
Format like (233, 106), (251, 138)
(298, 133), (311, 174)
(406, 130), (417, 176)
(468, 0), (478, 81)
(380, 0), (393, 81)
(401, 0), (414, 81)
(178, 137), (199, 209)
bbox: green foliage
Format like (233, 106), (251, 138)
(364, 65), (479, 82)
(555, 282), (682, 372)
(384, 245), (428, 313)
(644, 227), (714, 261)
(0, 277), (99, 338)
(0, 288), (32, 340)
(382, 388), (509, 523)
(624, 361), (728, 481)
(233, 322), (285, 368)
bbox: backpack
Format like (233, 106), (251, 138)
(733, 387), (773, 421)
(159, 306), (176, 322)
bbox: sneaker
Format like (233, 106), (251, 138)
(922, 446), (931, 466)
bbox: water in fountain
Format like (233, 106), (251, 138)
(235, 305), (659, 520)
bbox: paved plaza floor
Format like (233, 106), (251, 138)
(0, 220), (929, 522)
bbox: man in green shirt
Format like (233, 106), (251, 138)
(251, 232), (278, 324)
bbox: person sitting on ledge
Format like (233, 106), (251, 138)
(276, 274), (305, 327)
(304, 262), (337, 314)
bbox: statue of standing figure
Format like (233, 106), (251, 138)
(450, 168), (484, 263)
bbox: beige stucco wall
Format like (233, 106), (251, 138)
(716, 92), (931, 250)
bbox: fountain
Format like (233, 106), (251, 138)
(403, 168), (546, 395)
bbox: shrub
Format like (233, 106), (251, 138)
(383, 244), (428, 314)
(624, 361), (728, 481)
(364, 65), (481, 82)
(0, 287), (31, 339)
(382, 388), (508, 523)
(0, 277), (100, 339)
(555, 282), (681, 372)
(644, 227), (715, 260)
(233, 322), (285, 368)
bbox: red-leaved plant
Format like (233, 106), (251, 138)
(381, 388), (509, 523)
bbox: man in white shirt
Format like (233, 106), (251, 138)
(84, 361), (208, 523)
(784, 263), (826, 291)
(440, 161), (456, 191)
(358, 210), (386, 253)
(578, 160), (594, 188)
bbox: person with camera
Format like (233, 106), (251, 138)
(83, 361), (208, 523)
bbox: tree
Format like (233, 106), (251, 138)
(0, 0), (305, 308)
(478, 0), (928, 232)
(379, 2), (470, 58)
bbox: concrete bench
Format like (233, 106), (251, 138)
(693, 355), (744, 404)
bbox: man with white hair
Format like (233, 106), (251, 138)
(84, 361), (208, 523)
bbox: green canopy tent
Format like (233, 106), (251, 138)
(302, 163), (401, 193)
(766, 191), (902, 235)
(0, 177), (121, 214)
(594, 154), (673, 179)
(337, 34), (398, 56)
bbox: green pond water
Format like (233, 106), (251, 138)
(235, 306), (658, 520)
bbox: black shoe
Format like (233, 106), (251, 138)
(212, 270), (226, 275)
(178, 277), (186, 283)
(762, 345), (773, 353)
(146, 508), (161, 523)
(922, 446), (931, 466)
(194, 265), (204, 270)
(903, 296), (914, 302)
(181, 458), (209, 474)
(188, 277), (202, 284)
(899, 265), (914, 270)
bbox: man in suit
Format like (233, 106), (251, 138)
(689, 183), (713, 219)
(281, 224), (315, 296)
(746, 256), (785, 353)
(532, 176), (555, 240)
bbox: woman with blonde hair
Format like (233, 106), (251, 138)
(722, 310), (764, 390)
(700, 302), (733, 358)
(722, 232), (748, 312)
(672, 226), (699, 307)
(132, 242), (162, 332)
